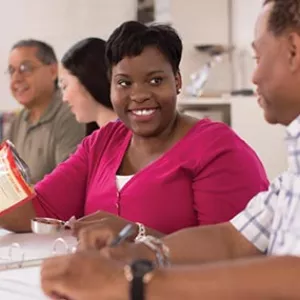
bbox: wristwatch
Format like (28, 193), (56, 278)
(124, 259), (155, 300)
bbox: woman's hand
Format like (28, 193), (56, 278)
(73, 211), (138, 243)
(41, 251), (126, 300)
(76, 221), (156, 263)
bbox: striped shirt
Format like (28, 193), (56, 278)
(231, 115), (300, 255)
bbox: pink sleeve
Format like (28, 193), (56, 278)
(32, 136), (90, 221)
(193, 128), (269, 225)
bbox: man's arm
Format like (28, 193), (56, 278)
(102, 222), (261, 266)
(40, 250), (300, 300)
(149, 255), (300, 300)
(163, 222), (261, 264)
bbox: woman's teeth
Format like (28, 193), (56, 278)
(131, 109), (156, 116)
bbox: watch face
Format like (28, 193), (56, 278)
(131, 259), (155, 278)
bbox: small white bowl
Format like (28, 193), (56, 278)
(31, 217), (65, 234)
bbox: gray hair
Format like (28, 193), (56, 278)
(11, 39), (57, 65)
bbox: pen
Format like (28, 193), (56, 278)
(109, 223), (136, 247)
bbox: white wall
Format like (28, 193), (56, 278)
(231, 0), (263, 89)
(0, 0), (136, 111)
(231, 97), (287, 180)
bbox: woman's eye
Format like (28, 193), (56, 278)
(118, 80), (131, 87)
(150, 77), (163, 85)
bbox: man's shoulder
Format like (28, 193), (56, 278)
(53, 100), (76, 122)
(9, 108), (26, 123)
(53, 101), (84, 128)
(51, 100), (85, 138)
(5, 109), (26, 134)
(47, 90), (76, 123)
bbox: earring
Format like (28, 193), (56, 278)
(177, 88), (182, 94)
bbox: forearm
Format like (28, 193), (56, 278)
(162, 222), (261, 264)
(0, 199), (36, 232)
(148, 256), (300, 300)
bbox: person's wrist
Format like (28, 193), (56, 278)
(109, 264), (129, 300)
(131, 243), (157, 262)
(124, 259), (156, 300)
(146, 268), (163, 300)
(135, 236), (170, 267)
(147, 267), (174, 300)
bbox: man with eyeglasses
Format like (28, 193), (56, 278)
(4, 39), (85, 183)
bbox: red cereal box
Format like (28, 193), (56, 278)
(0, 140), (35, 215)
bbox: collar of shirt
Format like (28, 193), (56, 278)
(23, 90), (62, 127)
(285, 114), (300, 174)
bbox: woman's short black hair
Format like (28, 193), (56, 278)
(62, 38), (112, 109)
(105, 21), (182, 77)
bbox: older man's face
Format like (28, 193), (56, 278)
(8, 46), (57, 109)
(252, 2), (300, 125)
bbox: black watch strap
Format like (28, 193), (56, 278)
(131, 276), (145, 300)
(126, 259), (155, 300)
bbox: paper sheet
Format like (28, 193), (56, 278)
(0, 230), (77, 299)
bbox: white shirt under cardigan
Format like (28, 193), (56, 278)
(231, 115), (300, 255)
(116, 175), (134, 191)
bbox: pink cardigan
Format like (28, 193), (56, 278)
(33, 120), (268, 234)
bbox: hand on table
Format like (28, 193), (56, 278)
(73, 211), (137, 244)
(41, 251), (126, 300)
(73, 211), (157, 263)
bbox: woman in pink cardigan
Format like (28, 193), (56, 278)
(0, 21), (268, 239)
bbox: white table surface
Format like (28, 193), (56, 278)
(0, 229), (77, 299)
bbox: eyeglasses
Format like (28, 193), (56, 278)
(5, 62), (43, 78)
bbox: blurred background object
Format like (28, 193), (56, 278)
(186, 44), (234, 97)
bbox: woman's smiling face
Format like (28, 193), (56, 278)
(110, 46), (181, 138)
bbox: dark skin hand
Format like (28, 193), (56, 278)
(41, 251), (126, 300)
(41, 250), (300, 300)
(73, 211), (164, 247)
(76, 222), (261, 265)
(0, 200), (35, 232)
